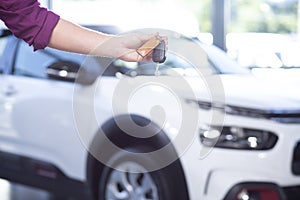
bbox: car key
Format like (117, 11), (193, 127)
(136, 37), (166, 62)
(152, 40), (166, 63)
(152, 40), (166, 77)
(137, 37), (166, 77)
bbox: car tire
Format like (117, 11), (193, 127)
(98, 148), (189, 200)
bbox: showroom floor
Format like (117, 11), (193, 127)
(0, 179), (59, 200)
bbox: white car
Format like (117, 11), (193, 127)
(0, 27), (299, 200)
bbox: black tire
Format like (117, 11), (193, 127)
(98, 148), (189, 200)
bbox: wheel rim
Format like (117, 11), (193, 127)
(105, 161), (159, 200)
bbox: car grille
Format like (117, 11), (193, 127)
(292, 142), (300, 175)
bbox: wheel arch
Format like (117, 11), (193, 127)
(86, 114), (189, 199)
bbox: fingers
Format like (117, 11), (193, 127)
(116, 32), (168, 62)
(135, 32), (168, 61)
(137, 32), (159, 42)
(140, 33), (168, 52)
(118, 49), (151, 62)
(136, 32), (168, 45)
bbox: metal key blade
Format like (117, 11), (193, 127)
(155, 63), (159, 77)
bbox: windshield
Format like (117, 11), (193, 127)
(198, 41), (250, 74)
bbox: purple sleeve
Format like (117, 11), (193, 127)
(0, 0), (60, 50)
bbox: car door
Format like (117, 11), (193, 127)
(0, 35), (17, 153)
(0, 39), (88, 180)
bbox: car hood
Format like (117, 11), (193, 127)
(183, 74), (299, 112)
(103, 74), (299, 117)
(218, 74), (300, 111)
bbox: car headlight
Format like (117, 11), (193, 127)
(199, 126), (278, 150)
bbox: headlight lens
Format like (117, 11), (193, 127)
(200, 126), (278, 150)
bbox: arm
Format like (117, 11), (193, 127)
(48, 18), (156, 62)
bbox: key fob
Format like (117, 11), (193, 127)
(152, 40), (166, 63)
(136, 37), (160, 57)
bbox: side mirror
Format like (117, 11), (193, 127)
(46, 61), (79, 82)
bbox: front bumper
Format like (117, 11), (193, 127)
(179, 116), (300, 200)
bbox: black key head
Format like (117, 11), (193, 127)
(152, 40), (166, 63)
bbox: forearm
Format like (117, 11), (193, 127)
(48, 18), (161, 62)
(48, 18), (113, 55)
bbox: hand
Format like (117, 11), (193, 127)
(96, 32), (168, 62)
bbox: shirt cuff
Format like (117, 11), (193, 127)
(33, 10), (60, 51)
